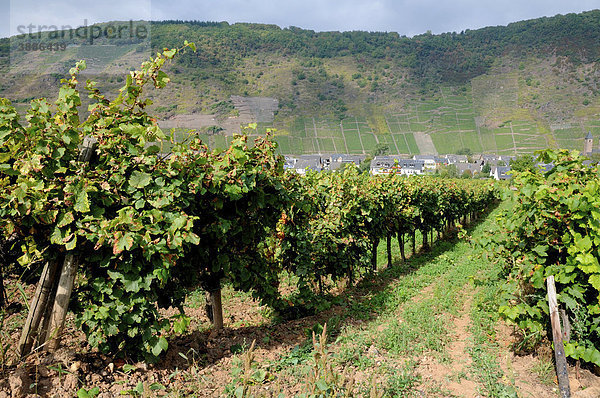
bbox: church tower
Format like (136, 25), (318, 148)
(584, 131), (593, 155)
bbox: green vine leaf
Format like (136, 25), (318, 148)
(129, 171), (152, 189)
(113, 232), (135, 255)
(151, 336), (168, 357)
(74, 190), (90, 213)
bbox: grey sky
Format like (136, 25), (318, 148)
(1, 0), (598, 38)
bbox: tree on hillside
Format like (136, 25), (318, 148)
(373, 143), (390, 157)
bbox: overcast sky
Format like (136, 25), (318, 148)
(1, 0), (598, 38)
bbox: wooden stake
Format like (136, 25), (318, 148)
(78, 135), (98, 162)
(37, 268), (61, 345)
(18, 261), (60, 357)
(547, 275), (571, 398)
(46, 254), (78, 352)
(560, 309), (571, 342)
(346, 258), (354, 286)
(0, 262), (6, 309)
(210, 289), (223, 330)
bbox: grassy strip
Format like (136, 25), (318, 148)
(365, 202), (521, 396)
(267, 223), (489, 394)
(467, 201), (520, 397)
(322, 207), (507, 394)
(469, 279), (519, 397)
(374, 221), (494, 355)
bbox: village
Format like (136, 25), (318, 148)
(284, 153), (513, 179)
(282, 131), (600, 179)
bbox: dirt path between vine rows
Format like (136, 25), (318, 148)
(410, 284), (600, 398)
(415, 296), (480, 397)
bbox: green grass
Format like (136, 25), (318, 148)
(357, 201), (518, 396)
(341, 119), (358, 131)
(495, 133), (515, 152)
(274, 136), (292, 154)
(355, 119), (372, 134)
(158, 110), (552, 155)
(333, 137), (348, 153)
(389, 134), (408, 154)
(531, 358), (556, 386)
(372, 235), (479, 358)
(343, 130), (363, 153)
(301, 137), (316, 153)
(291, 117), (307, 137)
(404, 133), (420, 154)
(431, 133), (457, 153)
(461, 131), (484, 152)
(159, 90), (562, 155)
(317, 137), (336, 152)
(360, 133), (378, 150)
(469, 268), (520, 397)
(553, 127), (583, 150)
(212, 134), (229, 150)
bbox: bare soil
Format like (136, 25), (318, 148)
(2, 269), (600, 397)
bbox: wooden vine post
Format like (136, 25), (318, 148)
(203, 273), (224, 330)
(17, 261), (61, 356)
(0, 260), (6, 309)
(45, 255), (79, 351)
(210, 289), (224, 330)
(547, 275), (571, 398)
(18, 136), (97, 357)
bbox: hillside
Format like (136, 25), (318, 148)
(1, 10), (600, 155)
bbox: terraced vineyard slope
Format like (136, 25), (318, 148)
(1, 11), (600, 154)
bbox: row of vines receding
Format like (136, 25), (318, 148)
(0, 43), (500, 362)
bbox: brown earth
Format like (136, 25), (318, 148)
(2, 269), (600, 397)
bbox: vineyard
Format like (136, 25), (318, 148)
(1, 45), (600, 397)
(488, 150), (600, 368)
(0, 43), (498, 361)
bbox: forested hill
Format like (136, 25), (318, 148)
(151, 10), (600, 83)
(1, 10), (600, 156)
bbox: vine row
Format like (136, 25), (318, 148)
(0, 45), (499, 361)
